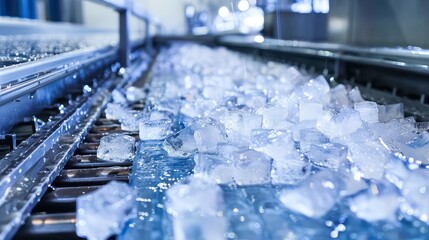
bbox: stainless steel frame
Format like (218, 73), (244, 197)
(217, 35), (429, 120)
(0, 77), (113, 240)
(0, 1), (157, 238)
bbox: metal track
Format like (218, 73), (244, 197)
(7, 55), (151, 240)
(0, 74), (123, 239)
(14, 110), (142, 240)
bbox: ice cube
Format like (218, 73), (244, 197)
(330, 84), (350, 108)
(307, 143), (348, 170)
(348, 87), (364, 104)
(384, 157), (410, 190)
(273, 96), (299, 122)
(342, 133), (389, 180)
(249, 129), (290, 151)
(354, 101), (379, 123)
(76, 181), (136, 240)
(401, 169), (429, 224)
(111, 89), (127, 104)
(250, 129), (296, 161)
(148, 110), (174, 121)
(202, 85), (224, 103)
(367, 119), (416, 151)
(316, 107), (362, 139)
(195, 99), (218, 118)
(349, 183), (400, 222)
(166, 176), (226, 240)
(271, 158), (311, 185)
(164, 81), (181, 99)
(203, 75), (235, 90)
(231, 149), (272, 185)
(307, 75), (330, 94)
(237, 91), (267, 109)
(139, 119), (172, 141)
(219, 110), (263, 138)
(120, 110), (146, 131)
(105, 103), (128, 120)
(256, 105), (290, 129)
(396, 131), (429, 164)
(339, 172), (368, 197)
(217, 143), (245, 159)
(378, 103), (404, 122)
(298, 128), (329, 153)
(261, 64), (303, 91)
(180, 102), (199, 119)
(154, 99), (182, 115)
(97, 133), (136, 162)
(126, 86), (146, 102)
(163, 118), (226, 158)
(194, 149), (272, 185)
(181, 73), (203, 89)
(193, 154), (233, 184)
(295, 75), (331, 105)
(299, 101), (324, 121)
(278, 171), (340, 218)
(222, 188), (265, 239)
(180, 99), (218, 119)
(194, 125), (228, 153)
(291, 120), (317, 142)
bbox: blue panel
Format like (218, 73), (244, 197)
(4, 1), (19, 17)
(46, 0), (62, 22)
(29, 0), (37, 19)
(0, 0), (37, 19)
(0, 0), (6, 16)
(18, 0), (30, 18)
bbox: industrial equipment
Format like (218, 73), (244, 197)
(1, 1), (429, 239)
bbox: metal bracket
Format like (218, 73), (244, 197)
(88, 0), (159, 68)
(119, 8), (130, 68)
(144, 17), (153, 54)
(31, 117), (45, 133)
(0, 134), (16, 151)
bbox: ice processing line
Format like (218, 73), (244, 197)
(1, 0), (429, 239)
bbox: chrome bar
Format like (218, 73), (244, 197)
(218, 35), (429, 75)
(0, 17), (110, 36)
(0, 46), (115, 86)
(0, 47), (117, 106)
(339, 54), (429, 75)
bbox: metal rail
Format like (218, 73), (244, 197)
(0, 47), (116, 103)
(218, 35), (429, 75)
(0, 17), (110, 35)
(0, 76), (115, 240)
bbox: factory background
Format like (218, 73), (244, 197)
(2, 0), (429, 48)
(2, 1), (429, 240)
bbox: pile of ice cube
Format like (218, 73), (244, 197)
(88, 44), (429, 239)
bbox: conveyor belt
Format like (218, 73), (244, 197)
(14, 109), (142, 240)
(3, 34), (429, 239)
(7, 52), (151, 240)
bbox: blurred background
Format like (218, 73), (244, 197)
(1, 0), (429, 48)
